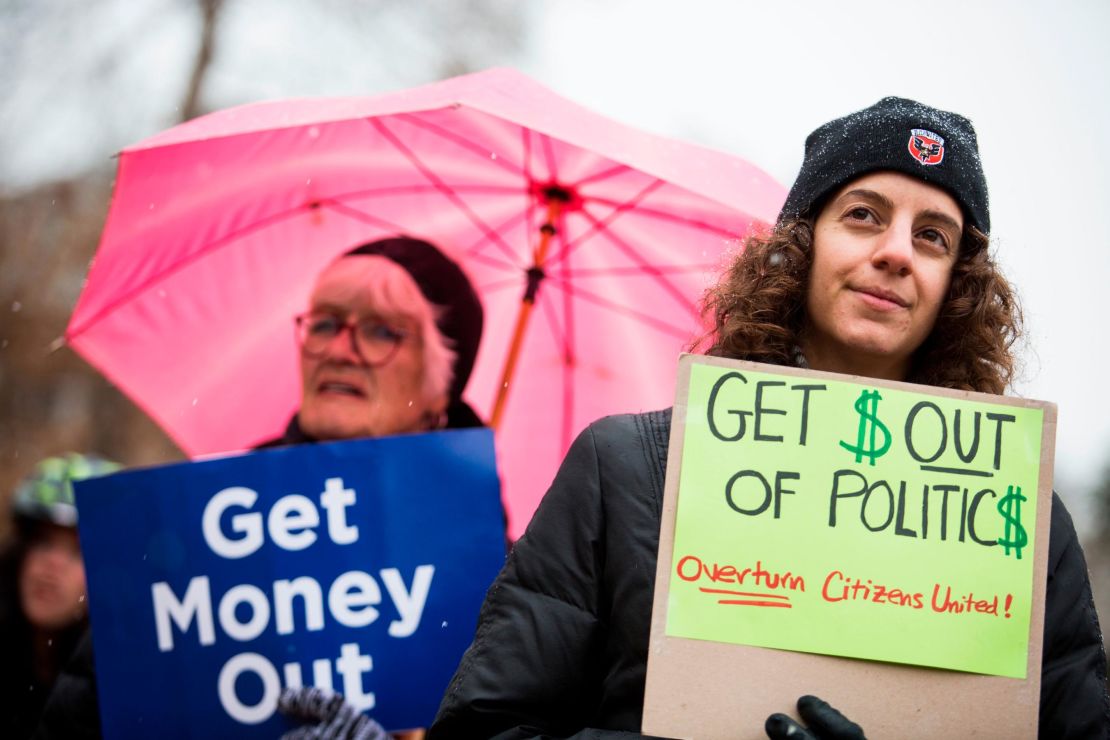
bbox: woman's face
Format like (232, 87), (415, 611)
(802, 171), (963, 381)
(20, 524), (87, 632)
(298, 258), (445, 441)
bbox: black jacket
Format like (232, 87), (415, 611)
(430, 409), (1109, 739)
(0, 545), (86, 740)
(31, 630), (100, 740)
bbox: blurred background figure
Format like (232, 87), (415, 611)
(0, 453), (119, 739)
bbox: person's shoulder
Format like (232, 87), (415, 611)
(580, 409), (673, 474)
(584, 407), (672, 439)
(1047, 491), (1082, 573)
(252, 415), (315, 450)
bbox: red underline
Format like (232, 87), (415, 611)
(717, 600), (794, 608)
(699, 587), (790, 601)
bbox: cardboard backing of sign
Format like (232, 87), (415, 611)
(642, 355), (1054, 739)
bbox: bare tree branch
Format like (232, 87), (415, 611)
(180, 0), (223, 122)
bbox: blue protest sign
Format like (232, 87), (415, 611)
(75, 429), (504, 738)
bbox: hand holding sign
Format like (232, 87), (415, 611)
(765, 696), (865, 740)
(277, 686), (388, 739)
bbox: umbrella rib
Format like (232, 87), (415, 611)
(558, 218), (576, 452)
(546, 177), (708, 323)
(571, 163), (633, 188)
(331, 183), (523, 200)
(541, 133), (560, 182)
(538, 278), (568, 358)
(554, 264), (718, 278)
(327, 199), (521, 275)
(549, 178), (666, 266)
(478, 276), (529, 294)
(462, 209), (530, 268)
(370, 118), (520, 264)
(324, 199), (423, 234)
(522, 128), (535, 183)
(489, 258), (568, 430)
(392, 113), (528, 179)
(67, 202), (327, 339)
(524, 129), (537, 257)
(577, 206), (703, 321)
(466, 249), (524, 273)
(544, 276), (694, 341)
(586, 196), (744, 239)
(546, 178), (714, 320)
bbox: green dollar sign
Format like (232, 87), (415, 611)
(997, 485), (1028, 559)
(838, 389), (891, 465)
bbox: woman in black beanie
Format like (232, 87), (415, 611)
(428, 98), (1107, 739)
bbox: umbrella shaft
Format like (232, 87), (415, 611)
(490, 299), (536, 430)
(490, 199), (563, 430)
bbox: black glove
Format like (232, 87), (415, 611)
(765, 695), (866, 740)
(277, 686), (389, 740)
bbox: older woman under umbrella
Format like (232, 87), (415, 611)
(37, 236), (485, 739)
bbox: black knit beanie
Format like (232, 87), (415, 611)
(779, 97), (990, 234)
(344, 237), (483, 408)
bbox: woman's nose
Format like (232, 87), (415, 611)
(870, 221), (914, 276)
(322, 323), (363, 363)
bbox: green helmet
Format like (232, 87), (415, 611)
(12, 453), (122, 528)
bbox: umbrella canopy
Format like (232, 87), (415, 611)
(66, 67), (785, 537)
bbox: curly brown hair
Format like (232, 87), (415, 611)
(700, 219), (1022, 395)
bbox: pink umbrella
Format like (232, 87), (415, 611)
(65, 67), (785, 538)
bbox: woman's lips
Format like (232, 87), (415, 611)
(317, 381), (366, 397)
(26, 579), (60, 601)
(852, 286), (908, 311)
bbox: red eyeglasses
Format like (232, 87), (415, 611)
(294, 312), (410, 366)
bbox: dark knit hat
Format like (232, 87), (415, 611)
(345, 237), (483, 407)
(779, 97), (990, 234)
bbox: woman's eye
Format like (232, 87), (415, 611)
(917, 228), (949, 250)
(308, 316), (341, 336)
(361, 323), (404, 343)
(845, 207), (875, 222)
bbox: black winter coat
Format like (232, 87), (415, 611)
(430, 409), (1109, 739)
(0, 546), (86, 739)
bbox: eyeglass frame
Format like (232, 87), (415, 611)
(294, 311), (411, 367)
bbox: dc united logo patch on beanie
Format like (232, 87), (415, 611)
(908, 129), (945, 165)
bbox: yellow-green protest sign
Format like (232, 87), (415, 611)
(666, 358), (1045, 679)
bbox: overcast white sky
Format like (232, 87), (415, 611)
(4, 0), (1108, 530)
